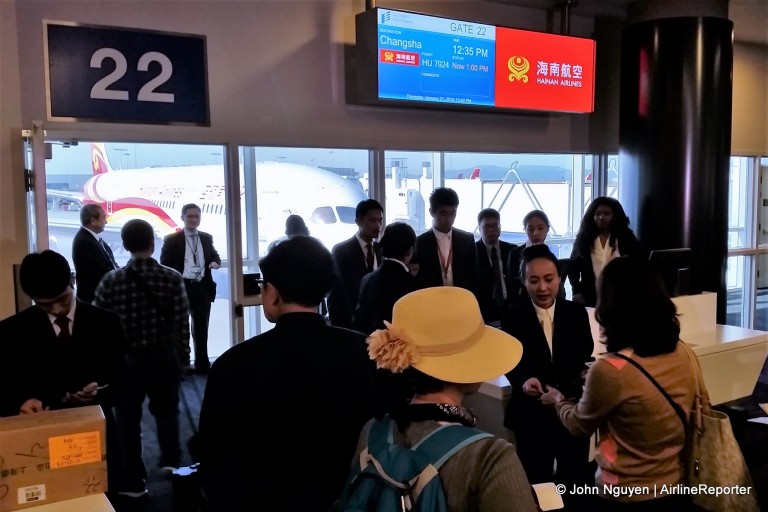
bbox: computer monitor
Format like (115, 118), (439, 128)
(648, 248), (693, 297)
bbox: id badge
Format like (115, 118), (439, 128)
(190, 265), (202, 278)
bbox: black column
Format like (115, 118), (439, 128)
(618, 16), (733, 322)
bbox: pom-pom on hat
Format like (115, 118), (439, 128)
(368, 287), (523, 383)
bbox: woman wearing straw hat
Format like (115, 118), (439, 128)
(355, 286), (538, 512)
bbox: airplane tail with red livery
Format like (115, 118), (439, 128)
(91, 143), (113, 175)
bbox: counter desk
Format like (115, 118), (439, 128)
(466, 293), (768, 436)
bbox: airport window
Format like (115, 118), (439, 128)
(728, 156), (752, 250)
(238, 145), (370, 340)
(726, 255), (749, 328)
(43, 141), (232, 362)
(383, 150), (594, 260)
(725, 155), (765, 329)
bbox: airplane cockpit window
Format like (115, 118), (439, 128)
(311, 206), (337, 224)
(336, 206), (356, 224)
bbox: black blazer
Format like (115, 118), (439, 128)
(567, 231), (643, 307)
(198, 313), (380, 512)
(327, 235), (381, 328)
(352, 259), (418, 335)
(506, 244), (526, 305)
(0, 301), (128, 417)
(160, 230), (222, 302)
(501, 298), (594, 430)
(72, 227), (116, 303)
(415, 228), (478, 292)
(475, 239), (517, 323)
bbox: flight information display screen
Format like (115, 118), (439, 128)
(354, 8), (596, 114)
(376, 10), (496, 106)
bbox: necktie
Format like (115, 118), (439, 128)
(541, 311), (554, 355)
(54, 315), (72, 347)
(491, 247), (503, 308)
(365, 243), (374, 272)
(101, 239), (118, 269)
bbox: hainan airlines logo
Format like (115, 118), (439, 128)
(383, 51), (395, 62)
(507, 56), (530, 83)
(92, 145), (110, 175)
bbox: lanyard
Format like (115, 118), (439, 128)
(437, 239), (453, 281)
(186, 234), (200, 265)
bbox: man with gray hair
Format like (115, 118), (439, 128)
(72, 203), (118, 302)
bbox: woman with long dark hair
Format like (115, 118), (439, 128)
(541, 257), (698, 511)
(567, 197), (643, 307)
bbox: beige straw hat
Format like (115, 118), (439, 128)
(367, 287), (523, 383)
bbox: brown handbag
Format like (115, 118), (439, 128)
(679, 342), (759, 512)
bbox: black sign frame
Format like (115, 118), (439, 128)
(44, 20), (210, 126)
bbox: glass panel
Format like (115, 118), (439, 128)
(757, 253), (768, 331)
(606, 154), (619, 199)
(383, 150), (598, 298)
(384, 150), (441, 233)
(45, 141), (232, 364)
(440, 151), (588, 258)
(728, 156), (751, 250)
(239, 146), (369, 339)
(759, 157), (768, 246)
(725, 255), (746, 327)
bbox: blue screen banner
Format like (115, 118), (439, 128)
(377, 9), (496, 106)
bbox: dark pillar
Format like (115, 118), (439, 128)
(619, 13), (733, 322)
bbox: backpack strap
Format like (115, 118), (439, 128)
(409, 424), (493, 504)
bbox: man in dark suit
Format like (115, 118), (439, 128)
(475, 208), (517, 324)
(198, 236), (380, 512)
(327, 199), (383, 328)
(160, 203), (221, 373)
(501, 244), (595, 492)
(415, 187), (478, 292)
(0, 250), (127, 496)
(72, 204), (119, 302)
(352, 221), (418, 335)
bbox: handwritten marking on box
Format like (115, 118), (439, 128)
(48, 432), (102, 469)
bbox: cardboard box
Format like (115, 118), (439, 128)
(0, 406), (107, 511)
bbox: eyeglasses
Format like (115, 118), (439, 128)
(254, 279), (268, 290)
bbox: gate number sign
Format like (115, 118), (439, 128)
(45, 21), (209, 126)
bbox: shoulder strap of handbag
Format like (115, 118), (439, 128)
(613, 352), (688, 430)
(125, 266), (169, 320)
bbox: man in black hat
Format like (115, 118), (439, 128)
(0, 249), (127, 495)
